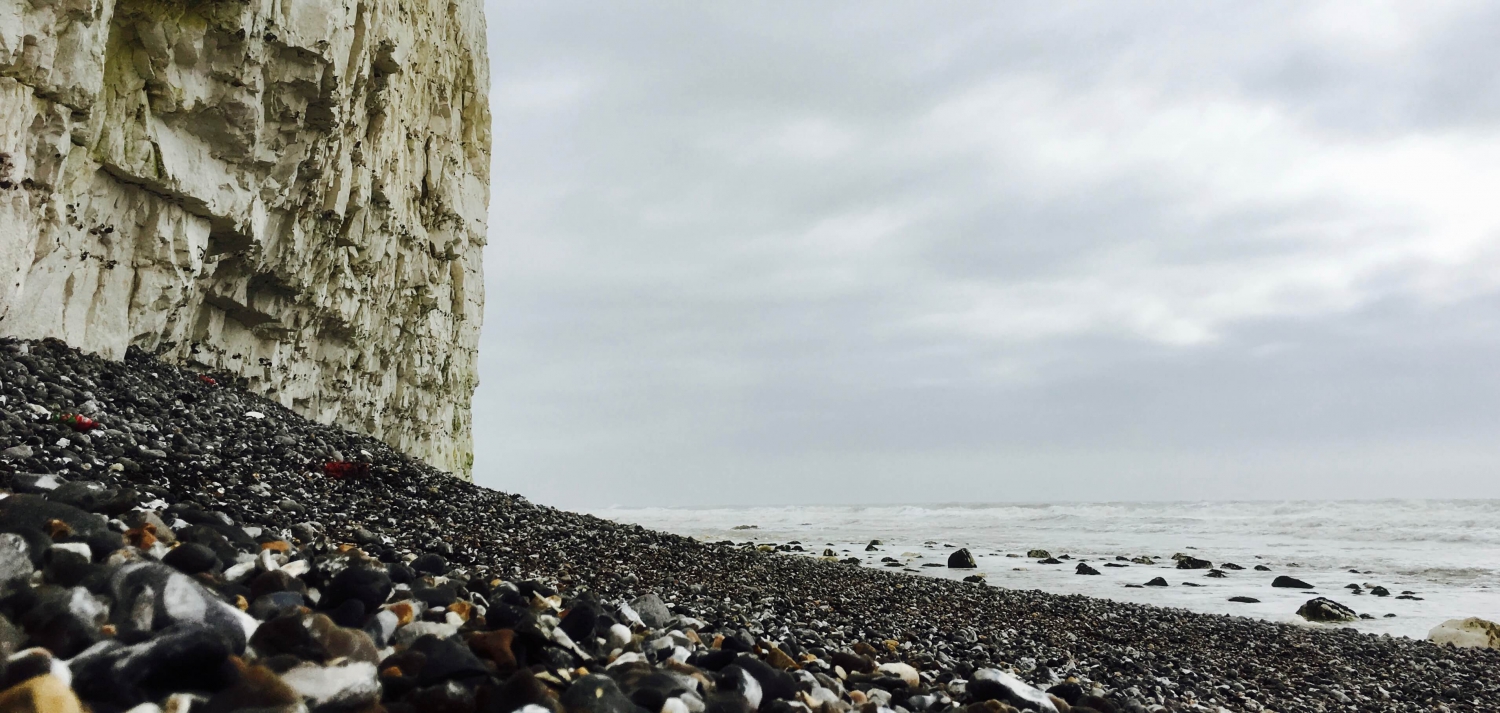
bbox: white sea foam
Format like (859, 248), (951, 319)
(591, 500), (1500, 640)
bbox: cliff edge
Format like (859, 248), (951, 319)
(0, 0), (490, 478)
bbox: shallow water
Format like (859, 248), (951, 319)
(591, 500), (1500, 640)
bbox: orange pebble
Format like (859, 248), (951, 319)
(44, 519), (72, 539)
(386, 602), (415, 626)
(124, 526), (157, 549)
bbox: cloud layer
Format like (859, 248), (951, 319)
(475, 1), (1500, 506)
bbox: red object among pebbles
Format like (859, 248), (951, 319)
(199, 375), (218, 386)
(323, 461), (371, 479)
(52, 413), (98, 432)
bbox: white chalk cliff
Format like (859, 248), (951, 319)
(0, 0), (490, 478)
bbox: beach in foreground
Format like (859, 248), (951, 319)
(0, 338), (1496, 712)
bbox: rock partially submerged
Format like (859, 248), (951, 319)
(1298, 597), (1359, 623)
(947, 548), (977, 569)
(1174, 556), (1212, 570)
(1272, 575), (1315, 589)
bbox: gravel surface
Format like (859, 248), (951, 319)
(0, 337), (1495, 712)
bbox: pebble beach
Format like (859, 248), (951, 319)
(0, 337), (1496, 712)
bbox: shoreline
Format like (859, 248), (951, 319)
(0, 337), (1496, 711)
(590, 502), (1500, 643)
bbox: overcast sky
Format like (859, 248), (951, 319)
(473, 1), (1500, 508)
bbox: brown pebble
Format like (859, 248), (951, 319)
(124, 524), (157, 549)
(765, 646), (799, 670)
(44, 519), (72, 540)
(204, 658), (300, 712)
(467, 629), (518, 674)
(259, 540), (292, 553)
(0, 674), (83, 713)
(385, 601), (415, 626)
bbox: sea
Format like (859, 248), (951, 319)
(590, 500), (1500, 641)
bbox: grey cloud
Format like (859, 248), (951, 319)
(474, 0), (1500, 506)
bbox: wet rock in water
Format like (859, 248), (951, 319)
(1181, 581), (1203, 587)
(1229, 596), (1260, 603)
(1254, 564), (1272, 571)
(947, 548), (977, 569)
(1075, 563), (1100, 576)
(1220, 562), (1244, 570)
(1027, 549), (1051, 559)
(1272, 576), (1314, 589)
(1205, 569), (1226, 578)
(1175, 557), (1212, 570)
(1297, 597), (1358, 623)
(1145, 577), (1169, 587)
(962, 574), (985, 583)
(1370, 585), (1390, 597)
(1428, 618), (1500, 649)
(1038, 557), (1063, 565)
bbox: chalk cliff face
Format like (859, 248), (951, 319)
(0, 0), (490, 478)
